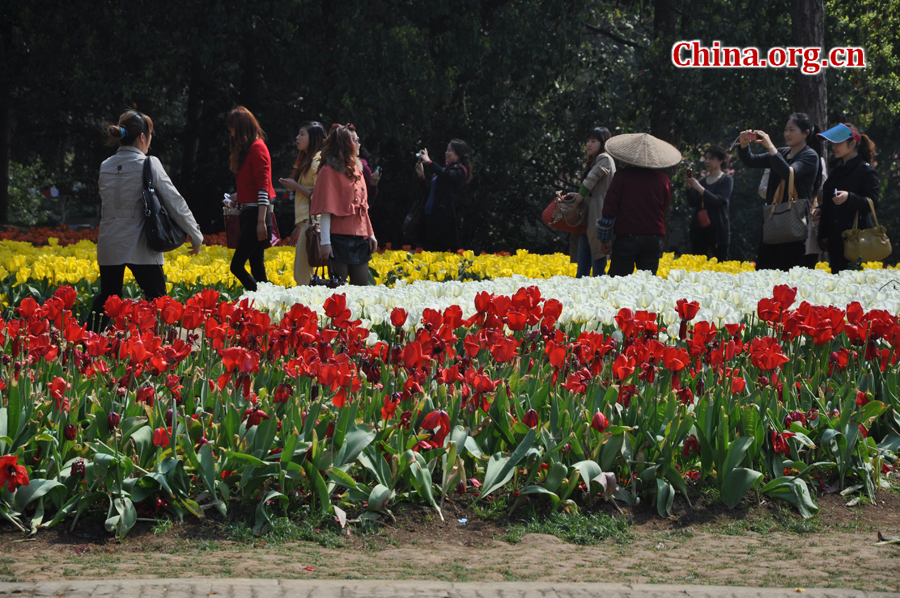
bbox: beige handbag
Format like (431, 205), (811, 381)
(843, 197), (892, 263)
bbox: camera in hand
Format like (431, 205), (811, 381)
(746, 132), (758, 141)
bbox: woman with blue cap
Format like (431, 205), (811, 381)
(815, 123), (880, 273)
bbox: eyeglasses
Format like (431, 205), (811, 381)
(352, 137), (360, 144)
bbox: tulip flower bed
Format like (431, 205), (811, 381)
(6, 236), (889, 314)
(1, 273), (899, 541)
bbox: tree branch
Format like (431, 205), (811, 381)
(584, 23), (645, 49)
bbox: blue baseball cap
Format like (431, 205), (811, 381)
(818, 123), (861, 144)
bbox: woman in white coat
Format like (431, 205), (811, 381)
(87, 110), (203, 332)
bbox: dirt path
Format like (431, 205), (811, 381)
(3, 493), (900, 593)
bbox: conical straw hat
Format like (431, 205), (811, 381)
(605, 133), (682, 169)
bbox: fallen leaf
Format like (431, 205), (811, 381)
(304, 566), (316, 572)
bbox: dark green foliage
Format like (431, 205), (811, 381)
(3, 0), (900, 260)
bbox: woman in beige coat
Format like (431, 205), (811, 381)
(87, 111), (203, 332)
(569, 127), (615, 277)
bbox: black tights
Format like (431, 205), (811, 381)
(230, 208), (272, 291)
(331, 260), (370, 286)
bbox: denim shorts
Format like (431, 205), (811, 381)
(331, 234), (371, 265)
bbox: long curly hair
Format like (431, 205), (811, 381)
(290, 121), (327, 181)
(227, 106), (267, 175)
(317, 124), (360, 181)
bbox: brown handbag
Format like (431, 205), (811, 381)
(306, 216), (329, 268)
(843, 197), (892, 263)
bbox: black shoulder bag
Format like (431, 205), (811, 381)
(142, 158), (187, 252)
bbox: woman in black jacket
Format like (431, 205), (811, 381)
(738, 113), (822, 271)
(415, 139), (472, 252)
(816, 123), (881, 273)
(686, 145), (733, 261)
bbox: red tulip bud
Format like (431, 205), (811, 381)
(523, 409), (539, 429)
(325, 421), (335, 439)
(107, 411), (120, 430)
(591, 411), (609, 433)
(64, 424), (77, 441)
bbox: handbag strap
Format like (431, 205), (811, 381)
(141, 158), (155, 217)
(770, 166), (796, 216)
(856, 197), (880, 230)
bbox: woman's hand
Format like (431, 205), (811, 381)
(371, 169), (382, 185)
(755, 130), (777, 154)
(366, 235), (378, 254)
(320, 243), (333, 259)
(290, 225), (301, 247)
(833, 190), (849, 205)
(687, 178), (704, 192)
(257, 221), (268, 241)
(222, 193), (236, 207)
(739, 130), (752, 148)
(279, 177), (301, 191)
(188, 242), (202, 256)
(599, 241), (612, 256)
(415, 161), (425, 179)
(419, 148), (430, 162)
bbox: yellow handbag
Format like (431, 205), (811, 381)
(843, 197), (892, 263)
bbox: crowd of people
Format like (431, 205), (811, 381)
(85, 106), (881, 330)
(574, 112), (881, 279)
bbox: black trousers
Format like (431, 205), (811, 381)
(755, 240), (805, 271)
(87, 264), (167, 332)
(690, 225), (728, 262)
(608, 234), (665, 277)
(230, 208), (272, 291)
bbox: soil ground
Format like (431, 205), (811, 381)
(3, 489), (900, 593)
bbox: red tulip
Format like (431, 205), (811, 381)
(70, 458), (86, 477)
(274, 383), (293, 404)
(681, 434), (700, 458)
(856, 391), (870, 407)
(390, 307), (408, 327)
(676, 299), (700, 321)
(421, 410), (451, 447)
(771, 430), (795, 455)
(136, 384), (155, 407)
(107, 412), (120, 430)
(523, 409), (539, 429)
(242, 407), (270, 428)
(152, 427), (171, 447)
(325, 421), (335, 438)
(490, 336), (518, 363)
(64, 424), (77, 441)
(0, 455), (29, 492)
(772, 285), (797, 310)
(612, 354), (636, 381)
(591, 411), (609, 433)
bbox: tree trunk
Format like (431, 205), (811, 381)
(179, 62), (203, 195)
(791, 0), (827, 130)
(0, 89), (9, 224)
(649, 0), (681, 146)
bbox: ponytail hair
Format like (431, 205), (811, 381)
(789, 112), (823, 157)
(106, 111), (153, 147)
(844, 123), (876, 163)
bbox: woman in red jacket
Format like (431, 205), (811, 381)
(226, 106), (276, 291)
